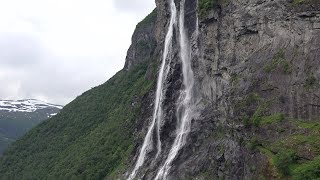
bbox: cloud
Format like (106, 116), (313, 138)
(0, 0), (155, 105)
(0, 33), (42, 68)
(113, 0), (155, 15)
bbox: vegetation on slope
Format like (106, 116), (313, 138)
(198, 0), (228, 17)
(239, 92), (320, 179)
(0, 62), (155, 179)
(256, 120), (320, 179)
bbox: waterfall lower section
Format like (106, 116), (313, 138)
(155, 0), (197, 179)
(127, 1), (177, 180)
(128, 0), (198, 179)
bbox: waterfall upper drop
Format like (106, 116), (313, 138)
(127, 1), (177, 179)
(155, 0), (197, 179)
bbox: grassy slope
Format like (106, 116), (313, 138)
(0, 62), (155, 179)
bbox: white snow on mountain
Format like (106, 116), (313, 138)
(0, 99), (63, 112)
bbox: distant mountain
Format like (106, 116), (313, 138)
(0, 99), (62, 154)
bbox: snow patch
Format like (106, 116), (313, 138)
(0, 99), (63, 112)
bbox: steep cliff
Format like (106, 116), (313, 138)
(0, 0), (319, 180)
(127, 0), (320, 179)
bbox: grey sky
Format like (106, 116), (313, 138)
(0, 0), (155, 105)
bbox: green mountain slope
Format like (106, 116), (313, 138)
(0, 62), (155, 179)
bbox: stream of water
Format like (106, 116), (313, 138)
(155, 0), (197, 179)
(127, 1), (177, 179)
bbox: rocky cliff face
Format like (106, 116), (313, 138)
(125, 0), (320, 179)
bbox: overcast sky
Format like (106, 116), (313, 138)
(0, 0), (155, 105)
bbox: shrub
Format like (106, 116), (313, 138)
(282, 60), (293, 74)
(250, 104), (269, 126)
(273, 150), (297, 176)
(305, 75), (317, 88)
(292, 156), (320, 180)
(245, 93), (261, 106)
(264, 49), (292, 74)
(292, 0), (305, 5)
(260, 113), (285, 125)
(247, 137), (260, 150)
(242, 115), (251, 127)
(198, 0), (220, 17)
(230, 73), (240, 86)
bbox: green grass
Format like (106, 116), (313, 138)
(294, 120), (320, 130)
(292, 156), (320, 180)
(259, 113), (285, 125)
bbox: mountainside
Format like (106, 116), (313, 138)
(1, 0), (320, 180)
(0, 99), (62, 155)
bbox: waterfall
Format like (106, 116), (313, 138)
(155, 0), (197, 179)
(127, 1), (177, 179)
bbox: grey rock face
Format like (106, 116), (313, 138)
(124, 10), (158, 71)
(125, 0), (320, 179)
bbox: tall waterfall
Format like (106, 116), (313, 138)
(155, 0), (197, 179)
(127, 1), (177, 180)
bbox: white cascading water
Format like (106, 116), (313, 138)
(155, 0), (196, 179)
(127, 1), (177, 180)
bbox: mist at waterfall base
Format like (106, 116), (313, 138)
(128, 0), (199, 179)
